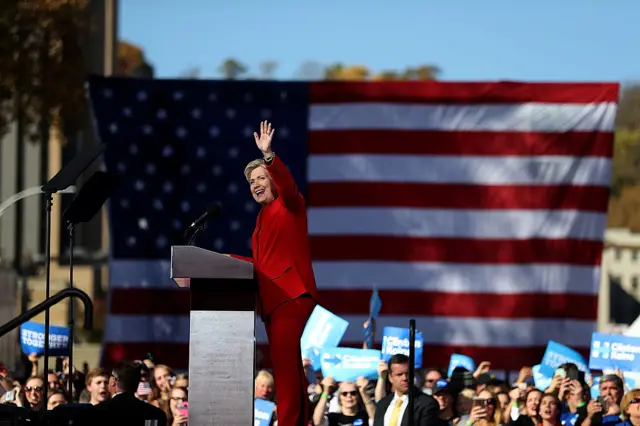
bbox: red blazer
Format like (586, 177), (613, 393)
(231, 155), (318, 318)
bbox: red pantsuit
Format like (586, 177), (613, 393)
(231, 155), (318, 426)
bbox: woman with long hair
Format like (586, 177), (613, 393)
(168, 387), (188, 426)
(468, 389), (503, 426)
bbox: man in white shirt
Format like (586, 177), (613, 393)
(373, 354), (444, 426)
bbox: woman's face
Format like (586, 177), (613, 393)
(47, 393), (67, 410)
(526, 390), (542, 417)
(539, 396), (559, 421)
(25, 378), (44, 406)
(478, 390), (496, 419)
(169, 388), (187, 415)
(154, 367), (171, 391)
(339, 383), (358, 410)
(626, 394), (640, 418)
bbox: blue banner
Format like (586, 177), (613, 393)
(254, 398), (275, 426)
(589, 332), (640, 372)
(320, 348), (381, 382)
(381, 326), (423, 368)
(20, 322), (70, 357)
(539, 341), (588, 378)
(532, 364), (553, 391)
(301, 306), (349, 371)
(448, 354), (476, 377)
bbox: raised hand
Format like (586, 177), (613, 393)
(254, 120), (275, 155)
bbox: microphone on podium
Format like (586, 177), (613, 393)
(183, 202), (221, 244)
(189, 202), (221, 229)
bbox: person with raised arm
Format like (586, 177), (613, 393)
(230, 120), (319, 426)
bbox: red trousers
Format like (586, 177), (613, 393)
(265, 295), (316, 426)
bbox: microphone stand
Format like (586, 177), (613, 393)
(184, 223), (206, 246)
(408, 319), (416, 426)
(42, 191), (54, 406)
(66, 221), (76, 399)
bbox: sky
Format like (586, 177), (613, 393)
(119, 0), (640, 83)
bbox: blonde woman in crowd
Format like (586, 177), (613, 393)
(149, 364), (174, 417)
(456, 388), (477, 424)
(313, 376), (375, 426)
(467, 389), (503, 426)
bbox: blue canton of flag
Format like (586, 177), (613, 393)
(88, 76), (309, 259)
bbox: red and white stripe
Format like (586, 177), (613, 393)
(102, 82), (618, 371)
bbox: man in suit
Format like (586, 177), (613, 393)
(374, 354), (443, 426)
(230, 121), (319, 426)
(95, 361), (167, 426)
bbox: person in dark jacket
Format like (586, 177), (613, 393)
(95, 361), (167, 426)
(373, 354), (445, 426)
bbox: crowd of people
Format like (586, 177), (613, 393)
(1, 352), (639, 426)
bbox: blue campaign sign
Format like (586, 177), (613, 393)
(448, 354), (476, 377)
(381, 326), (423, 369)
(20, 321), (70, 357)
(300, 306), (349, 371)
(320, 348), (381, 382)
(532, 364), (553, 391)
(254, 398), (276, 426)
(589, 332), (640, 372)
(370, 290), (382, 320)
(539, 340), (589, 378)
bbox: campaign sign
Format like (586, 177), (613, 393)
(539, 341), (588, 378)
(20, 322), (70, 357)
(320, 348), (381, 382)
(301, 306), (349, 371)
(381, 327), (423, 369)
(448, 354), (476, 377)
(589, 333), (640, 372)
(532, 364), (553, 391)
(254, 398), (275, 426)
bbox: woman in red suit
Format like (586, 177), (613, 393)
(230, 121), (319, 426)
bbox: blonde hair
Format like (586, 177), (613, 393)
(244, 159), (266, 182)
(255, 370), (274, 387)
(621, 388), (640, 415)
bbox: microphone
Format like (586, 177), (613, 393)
(189, 202), (221, 229)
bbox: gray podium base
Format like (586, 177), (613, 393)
(188, 310), (255, 425)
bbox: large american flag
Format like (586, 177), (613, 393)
(87, 76), (618, 371)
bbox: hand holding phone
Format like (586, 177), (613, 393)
(177, 401), (189, 417)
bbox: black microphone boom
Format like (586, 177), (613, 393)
(190, 202), (221, 228)
(183, 202), (221, 245)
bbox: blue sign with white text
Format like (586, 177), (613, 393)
(254, 398), (275, 426)
(532, 364), (553, 391)
(539, 341), (588, 378)
(320, 348), (381, 382)
(381, 326), (423, 368)
(301, 305), (349, 371)
(448, 354), (476, 377)
(20, 322), (70, 357)
(589, 333), (640, 372)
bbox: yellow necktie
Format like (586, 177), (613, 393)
(389, 398), (404, 426)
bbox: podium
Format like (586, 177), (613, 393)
(170, 246), (257, 426)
